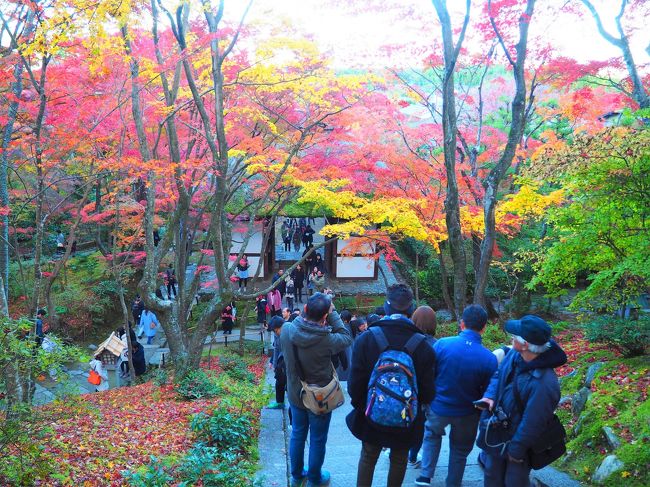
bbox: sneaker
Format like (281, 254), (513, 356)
(266, 402), (285, 409)
(290, 469), (308, 487)
(415, 476), (431, 486)
(307, 470), (330, 487)
(408, 459), (422, 468)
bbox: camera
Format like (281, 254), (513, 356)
(487, 406), (511, 430)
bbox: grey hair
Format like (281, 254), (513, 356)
(512, 335), (551, 354)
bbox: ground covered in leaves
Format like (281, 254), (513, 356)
(8, 352), (268, 486)
(554, 325), (649, 486)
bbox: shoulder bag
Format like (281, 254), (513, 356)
(293, 344), (344, 415)
(88, 369), (101, 386)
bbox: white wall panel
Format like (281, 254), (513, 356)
(336, 256), (375, 278)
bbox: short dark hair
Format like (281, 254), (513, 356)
(37, 308), (46, 317)
(304, 292), (332, 322)
(340, 310), (352, 323)
(350, 317), (366, 338)
(462, 305), (488, 331)
(367, 313), (381, 325)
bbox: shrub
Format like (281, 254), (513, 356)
(481, 322), (510, 352)
(152, 368), (169, 387)
(220, 355), (255, 383)
(584, 316), (650, 357)
(0, 407), (56, 486)
(190, 409), (253, 452)
(241, 340), (265, 356)
(176, 448), (256, 487)
(174, 370), (222, 400)
(123, 456), (173, 487)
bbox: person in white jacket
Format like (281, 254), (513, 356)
(88, 359), (109, 392)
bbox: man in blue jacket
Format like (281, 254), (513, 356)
(416, 305), (497, 487)
(477, 315), (567, 487)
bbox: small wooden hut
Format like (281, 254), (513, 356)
(94, 332), (125, 369)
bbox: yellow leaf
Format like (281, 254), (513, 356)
(621, 471), (631, 478)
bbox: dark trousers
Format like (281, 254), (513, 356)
(296, 287), (303, 302)
(357, 441), (408, 487)
(482, 452), (531, 487)
(167, 283), (177, 298)
(275, 369), (286, 403)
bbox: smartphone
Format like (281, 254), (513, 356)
(473, 400), (490, 410)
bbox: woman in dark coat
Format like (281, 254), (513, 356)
(290, 264), (305, 303)
(221, 305), (235, 334)
(314, 253), (326, 274)
(132, 342), (147, 376)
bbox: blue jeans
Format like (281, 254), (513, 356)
(289, 403), (332, 484)
(482, 451), (531, 487)
(146, 335), (154, 345)
(421, 409), (480, 486)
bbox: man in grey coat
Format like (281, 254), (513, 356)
(281, 292), (353, 487)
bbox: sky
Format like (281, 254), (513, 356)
(229, 0), (650, 69)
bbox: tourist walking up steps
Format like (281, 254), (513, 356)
(165, 263), (177, 299)
(415, 305), (497, 487)
(237, 255), (250, 292)
(139, 308), (160, 345)
(131, 295), (144, 328)
(281, 292), (352, 487)
(267, 315), (287, 410)
(346, 284), (436, 487)
(291, 264), (305, 303)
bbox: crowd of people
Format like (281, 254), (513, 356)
(268, 284), (567, 487)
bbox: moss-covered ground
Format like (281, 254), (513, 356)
(553, 325), (649, 486)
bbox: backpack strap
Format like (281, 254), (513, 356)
(370, 326), (426, 355)
(369, 326), (389, 352)
(404, 333), (426, 355)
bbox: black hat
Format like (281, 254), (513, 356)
(267, 315), (285, 332)
(505, 315), (552, 346)
(384, 284), (415, 316)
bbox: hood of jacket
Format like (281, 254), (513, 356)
(289, 315), (331, 347)
(518, 339), (567, 372)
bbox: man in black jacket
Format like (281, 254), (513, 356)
(131, 295), (144, 328)
(347, 284), (436, 487)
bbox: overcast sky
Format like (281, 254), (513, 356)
(231, 0), (649, 69)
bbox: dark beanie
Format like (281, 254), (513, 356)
(384, 284), (415, 316)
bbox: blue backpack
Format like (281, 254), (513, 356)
(365, 326), (426, 430)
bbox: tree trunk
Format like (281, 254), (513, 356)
(432, 0), (471, 320)
(474, 0), (536, 309)
(0, 8), (34, 303)
(437, 245), (456, 321)
(579, 0), (650, 109)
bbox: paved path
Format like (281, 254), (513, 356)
(256, 375), (582, 487)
